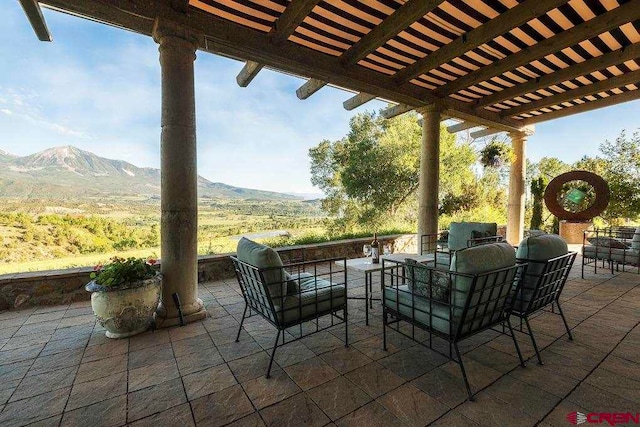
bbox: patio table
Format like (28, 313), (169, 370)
(339, 253), (434, 325)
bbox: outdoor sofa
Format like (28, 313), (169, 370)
(582, 226), (640, 277)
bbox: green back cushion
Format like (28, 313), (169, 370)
(236, 237), (287, 301)
(450, 242), (516, 313)
(448, 222), (497, 251)
(632, 227), (640, 251)
(515, 233), (568, 301)
(404, 259), (449, 302)
(516, 233), (568, 260)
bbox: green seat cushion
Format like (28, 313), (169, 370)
(448, 222), (497, 251)
(583, 246), (640, 265)
(383, 285), (452, 335)
(586, 237), (631, 249)
(404, 258), (449, 303)
(236, 237), (287, 301)
(277, 277), (346, 326)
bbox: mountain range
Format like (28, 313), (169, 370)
(0, 146), (300, 200)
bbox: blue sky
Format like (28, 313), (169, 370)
(2, 4), (638, 194)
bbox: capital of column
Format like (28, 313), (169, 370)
(152, 18), (204, 51)
(510, 125), (535, 141)
(416, 103), (444, 116)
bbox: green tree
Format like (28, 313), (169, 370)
(596, 130), (640, 221)
(309, 110), (476, 231)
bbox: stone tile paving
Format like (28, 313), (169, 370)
(0, 260), (638, 426)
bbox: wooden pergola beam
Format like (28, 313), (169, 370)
(446, 121), (478, 133)
(242, 0), (322, 85)
(502, 70), (640, 117)
(40, 0), (522, 132)
(170, 0), (189, 13)
(381, 103), (415, 119)
(270, 0), (321, 45)
(470, 127), (503, 139)
(522, 89), (640, 125)
(435, 2), (639, 97)
(340, 0), (444, 68)
(343, 93), (376, 110)
(476, 43), (640, 108)
(236, 60), (264, 87)
(19, 0), (52, 41)
(395, 0), (566, 84)
(296, 78), (327, 99)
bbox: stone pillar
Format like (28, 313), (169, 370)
(153, 19), (206, 327)
(417, 105), (442, 254)
(506, 127), (533, 245)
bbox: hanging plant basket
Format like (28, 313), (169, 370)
(480, 141), (513, 168)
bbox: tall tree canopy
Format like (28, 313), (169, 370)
(577, 130), (640, 222)
(309, 111), (477, 232)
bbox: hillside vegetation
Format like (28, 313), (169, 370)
(0, 197), (326, 274)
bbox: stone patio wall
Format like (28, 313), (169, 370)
(0, 234), (417, 311)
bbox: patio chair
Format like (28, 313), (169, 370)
(381, 242), (526, 401)
(582, 226), (640, 277)
(420, 222), (503, 268)
(231, 238), (348, 377)
(511, 233), (577, 365)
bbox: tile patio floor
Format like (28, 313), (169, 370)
(0, 258), (639, 427)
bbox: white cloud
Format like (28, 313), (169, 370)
(0, 109), (11, 115)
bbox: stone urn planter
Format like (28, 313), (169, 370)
(85, 257), (162, 339)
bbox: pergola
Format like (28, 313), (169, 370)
(19, 0), (640, 326)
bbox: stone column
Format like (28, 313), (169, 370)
(506, 127), (533, 245)
(417, 105), (442, 254)
(153, 19), (207, 327)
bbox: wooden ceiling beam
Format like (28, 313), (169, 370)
(476, 43), (640, 108)
(340, 0), (444, 68)
(522, 89), (640, 125)
(343, 93), (376, 110)
(381, 103), (415, 119)
(435, 2), (640, 97)
(502, 70), (640, 117)
(270, 0), (321, 45)
(19, 0), (52, 41)
(296, 78), (327, 99)
(236, 60), (264, 87)
(446, 121), (479, 133)
(396, 0), (567, 84)
(470, 128), (503, 139)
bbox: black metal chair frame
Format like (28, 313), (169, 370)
(231, 256), (348, 378)
(381, 258), (526, 401)
(581, 228), (639, 278)
(511, 252), (577, 365)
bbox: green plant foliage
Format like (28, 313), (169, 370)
(479, 139), (513, 168)
(90, 257), (158, 287)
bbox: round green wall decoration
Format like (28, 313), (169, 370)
(543, 170), (609, 221)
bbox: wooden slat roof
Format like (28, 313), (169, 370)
(34, 0), (640, 130)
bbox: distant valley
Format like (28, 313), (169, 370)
(0, 145), (300, 200)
